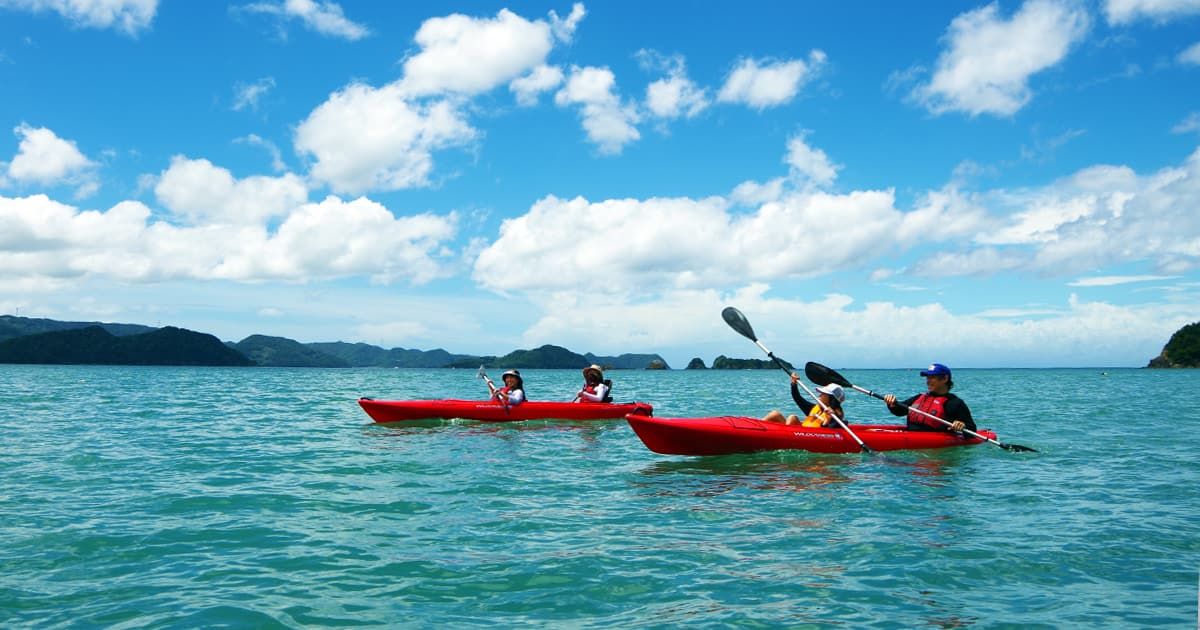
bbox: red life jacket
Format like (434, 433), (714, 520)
(908, 393), (948, 430)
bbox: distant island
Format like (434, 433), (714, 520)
(0, 314), (798, 369)
(1147, 321), (1200, 368)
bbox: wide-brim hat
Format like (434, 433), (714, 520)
(582, 364), (603, 379)
(501, 369), (522, 380)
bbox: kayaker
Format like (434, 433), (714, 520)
(882, 363), (975, 432)
(575, 364), (613, 403)
(487, 369), (526, 405)
(763, 373), (845, 427)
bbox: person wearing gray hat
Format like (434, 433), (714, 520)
(883, 363), (974, 432)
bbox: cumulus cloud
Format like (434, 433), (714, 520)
(211, 195), (457, 284)
(154, 155), (307, 225)
(0, 189), (458, 286)
(295, 82), (477, 194)
(398, 8), (557, 97)
(554, 66), (640, 154)
(473, 189), (908, 294)
(912, 148), (1200, 277)
(639, 50), (709, 120)
(1104, 0), (1200, 24)
(912, 0), (1090, 117)
(240, 0), (368, 40)
(0, 0), (157, 35)
(785, 133), (839, 188)
(3, 124), (98, 197)
(716, 51), (826, 109)
(510, 64), (565, 106)
(474, 137), (1200, 299)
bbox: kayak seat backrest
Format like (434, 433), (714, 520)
(602, 379), (613, 403)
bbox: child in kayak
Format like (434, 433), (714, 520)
(763, 373), (845, 427)
(575, 364), (613, 403)
(487, 369), (526, 405)
(882, 363), (974, 432)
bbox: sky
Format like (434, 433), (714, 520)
(1, 0), (1199, 369)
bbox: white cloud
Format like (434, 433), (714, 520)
(241, 0), (368, 40)
(645, 74), (708, 119)
(1179, 41), (1200, 65)
(0, 0), (157, 35)
(154, 155), (307, 225)
(1173, 112), (1200, 133)
(785, 133), (839, 188)
(398, 8), (556, 97)
(514, 285), (1195, 369)
(911, 149), (1200, 277)
(3, 124), (98, 197)
(295, 82), (477, 194)
(913, 0), (1090, 117)
(0, 190), (458, 285)
(510, 64), (565, 106)
(554, 66), (640, 154)
(639, 51), (709, 120)
(1104, 0), (1200, 24)
(549, 2), (585, 42)
(1069, 274), (1178, 286)
(232, 77), (275, 111)
(473, 189), (906, 294)
(716, 51), (826, 109)
(211, 195), (457, 284)
(731, 177), (785, 206)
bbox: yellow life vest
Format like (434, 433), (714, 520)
(801, 404), (834, 428)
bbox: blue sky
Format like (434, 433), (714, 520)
(1, 0), (1199, 368)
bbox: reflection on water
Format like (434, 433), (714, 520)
(634, 452), (864, 497)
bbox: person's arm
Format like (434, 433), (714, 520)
(884, 394), (918, 417)
(790, 381), (814, 411)
(946, 397), (975, 432)
(506, 388), (525, 405)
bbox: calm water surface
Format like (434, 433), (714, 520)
(1, 366), (1197, 627)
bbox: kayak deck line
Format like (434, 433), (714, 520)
(358, 398), (653, 423)
(624, 413), (995, 456)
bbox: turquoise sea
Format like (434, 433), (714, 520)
(1, 365), (1197, 628)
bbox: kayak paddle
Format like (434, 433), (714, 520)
(721, 307), (875, 455)
(804, 361), (1037, 453)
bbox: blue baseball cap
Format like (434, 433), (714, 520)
(920, 363), (951, 377)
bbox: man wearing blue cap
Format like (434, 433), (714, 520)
(882, 363), (975, 433)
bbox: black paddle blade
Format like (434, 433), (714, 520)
(721, 306), (757, 342)
(1000, 442), (1038, 453)
(805, 361), (850, 388)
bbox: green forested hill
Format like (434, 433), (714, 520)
(1148, 321), (1200, 368)
(0, 326), (252, 366)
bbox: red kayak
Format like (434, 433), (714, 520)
(359, 398), (653, 423)
(624, 413), (994, 455)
